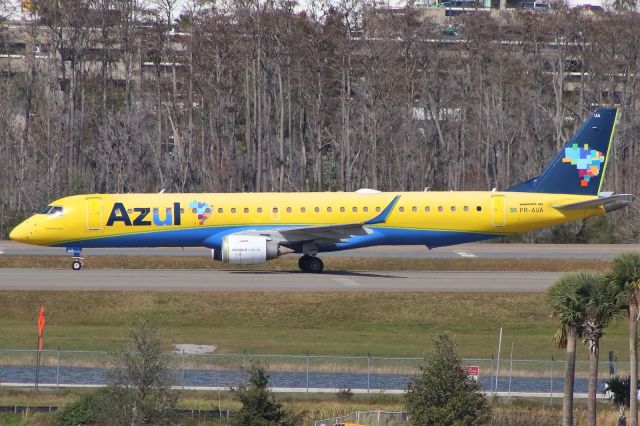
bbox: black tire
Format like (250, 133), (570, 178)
(307, 257), (324, 274)
(298, 255), (312, 271)
(72, 260), (82, 271)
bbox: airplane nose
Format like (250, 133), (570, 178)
(9, 222), (29, 242)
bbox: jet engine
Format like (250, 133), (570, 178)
(219, 234), (282, 264)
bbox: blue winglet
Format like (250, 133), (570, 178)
(365, 195), (400, 225)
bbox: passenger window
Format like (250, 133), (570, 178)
(301, 207), (306, 213)
(205, 208), (211, 214)
(476, 206), (482, 212)
(352, 207), (358, 212)
(314, 207), (320, 213)
(425, 206), (430, 213)
(287, 207), (292, 213)
(399, 207), (405, 212)
(438, 206), (443, 212)
(153, 208), (159, 214)
(128, 209), (134, 214)
(363, 207), (368, 213)
(412, 206), (417, 212)
(451, 206), (456, 212)
(464, 206), (469, 212)
(180, 208), (185, 214)
(340, 207), (345, 212)
(166, 207), (172, 214)
(327, 207), (332, 213)
(376, 207), (381, 212)
(257, 207), (262, 213)
(244, 208), (249, 213)
(231, 208), (236, 214)
(273, 207), (279, 213)
(218, 208), (223, 213)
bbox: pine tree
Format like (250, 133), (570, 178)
(231, 365), (292, 426)
(406, 334), (491, 426)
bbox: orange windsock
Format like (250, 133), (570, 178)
(37, 305), (45, 350)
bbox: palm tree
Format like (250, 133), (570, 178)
(609, 253), (640, 426)
(548, 273), (590, 426)
(605, 375), (631, 426)
(581, 273), (622, 426)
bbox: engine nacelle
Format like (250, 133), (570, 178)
(220, 235), (279, 265)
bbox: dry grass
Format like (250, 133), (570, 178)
(0, 389), (626, 425)
(0, 254), (611, 272)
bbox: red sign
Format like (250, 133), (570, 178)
(466, 366), (479, 376)
(465, 365), (479, 381)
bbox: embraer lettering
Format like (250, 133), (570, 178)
(106, 202), (182, 226)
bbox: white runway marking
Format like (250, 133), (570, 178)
(333, 277), (360, 287)
(456, 251), (477, 258)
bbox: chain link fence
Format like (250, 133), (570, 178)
(314, 411), (409, 426)
(0, 349), (626, 395)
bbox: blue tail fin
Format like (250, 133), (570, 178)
(508, 107), (619, 195)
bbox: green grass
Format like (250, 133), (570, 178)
(0, 290), (630, 359)
(0, 255), (612, 271)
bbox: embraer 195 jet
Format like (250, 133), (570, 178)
(9, 107), (633, 273)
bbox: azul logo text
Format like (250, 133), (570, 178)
(106, 202), (182, 226)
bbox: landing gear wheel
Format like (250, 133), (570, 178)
(307, 257), (324, 273)
(298, 255), (313, 271)
(71, 257), (84, 271)
(298, 255), (323, 273)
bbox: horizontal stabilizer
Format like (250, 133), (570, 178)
(553, 194), (633, 212)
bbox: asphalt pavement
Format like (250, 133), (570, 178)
(0, 268), (562, 292)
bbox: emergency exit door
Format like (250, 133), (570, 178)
(491, 195), (506, 227)
(86, 197), (103, 231)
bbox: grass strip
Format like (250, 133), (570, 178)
(0, 290), (629, 359)
(0, 255), (611, 272)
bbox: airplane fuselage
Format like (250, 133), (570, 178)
(10, 191), (604, 252)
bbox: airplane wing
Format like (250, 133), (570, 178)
(552, 193), (633, 212)
(233, 195), (400, 246)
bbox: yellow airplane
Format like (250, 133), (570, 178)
(9, 107), (632, 272)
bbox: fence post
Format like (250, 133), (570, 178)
(242, 350), (246, 386)
(490, 355), (494, 395)
(507, 342), (513, 399)
(367, 353), (371, 393)
(306, 351), (309, 395)
(182, 349), (186, 390)
(56, 347), (60, 390)
(549, 356), (554, 405)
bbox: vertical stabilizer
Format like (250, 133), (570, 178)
(508, 107), (619, 195)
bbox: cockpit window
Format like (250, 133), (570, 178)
(39, 205), (64, 215)
(49, 206), (63, 215)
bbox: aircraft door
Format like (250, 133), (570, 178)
(86, 197), (103, 231)
(491, 195), (506, 227)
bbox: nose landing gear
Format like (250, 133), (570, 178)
(298, 255), (324, 273)
(67, 248), (84, 271)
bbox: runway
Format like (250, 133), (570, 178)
(0, 241), (637, 259)
(0, 268), (561, 292)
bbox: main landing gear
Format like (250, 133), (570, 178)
(298, 255), (324, 273)
(67, 248), (84, 271)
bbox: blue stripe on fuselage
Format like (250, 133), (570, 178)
(52, 226), (504, 252)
